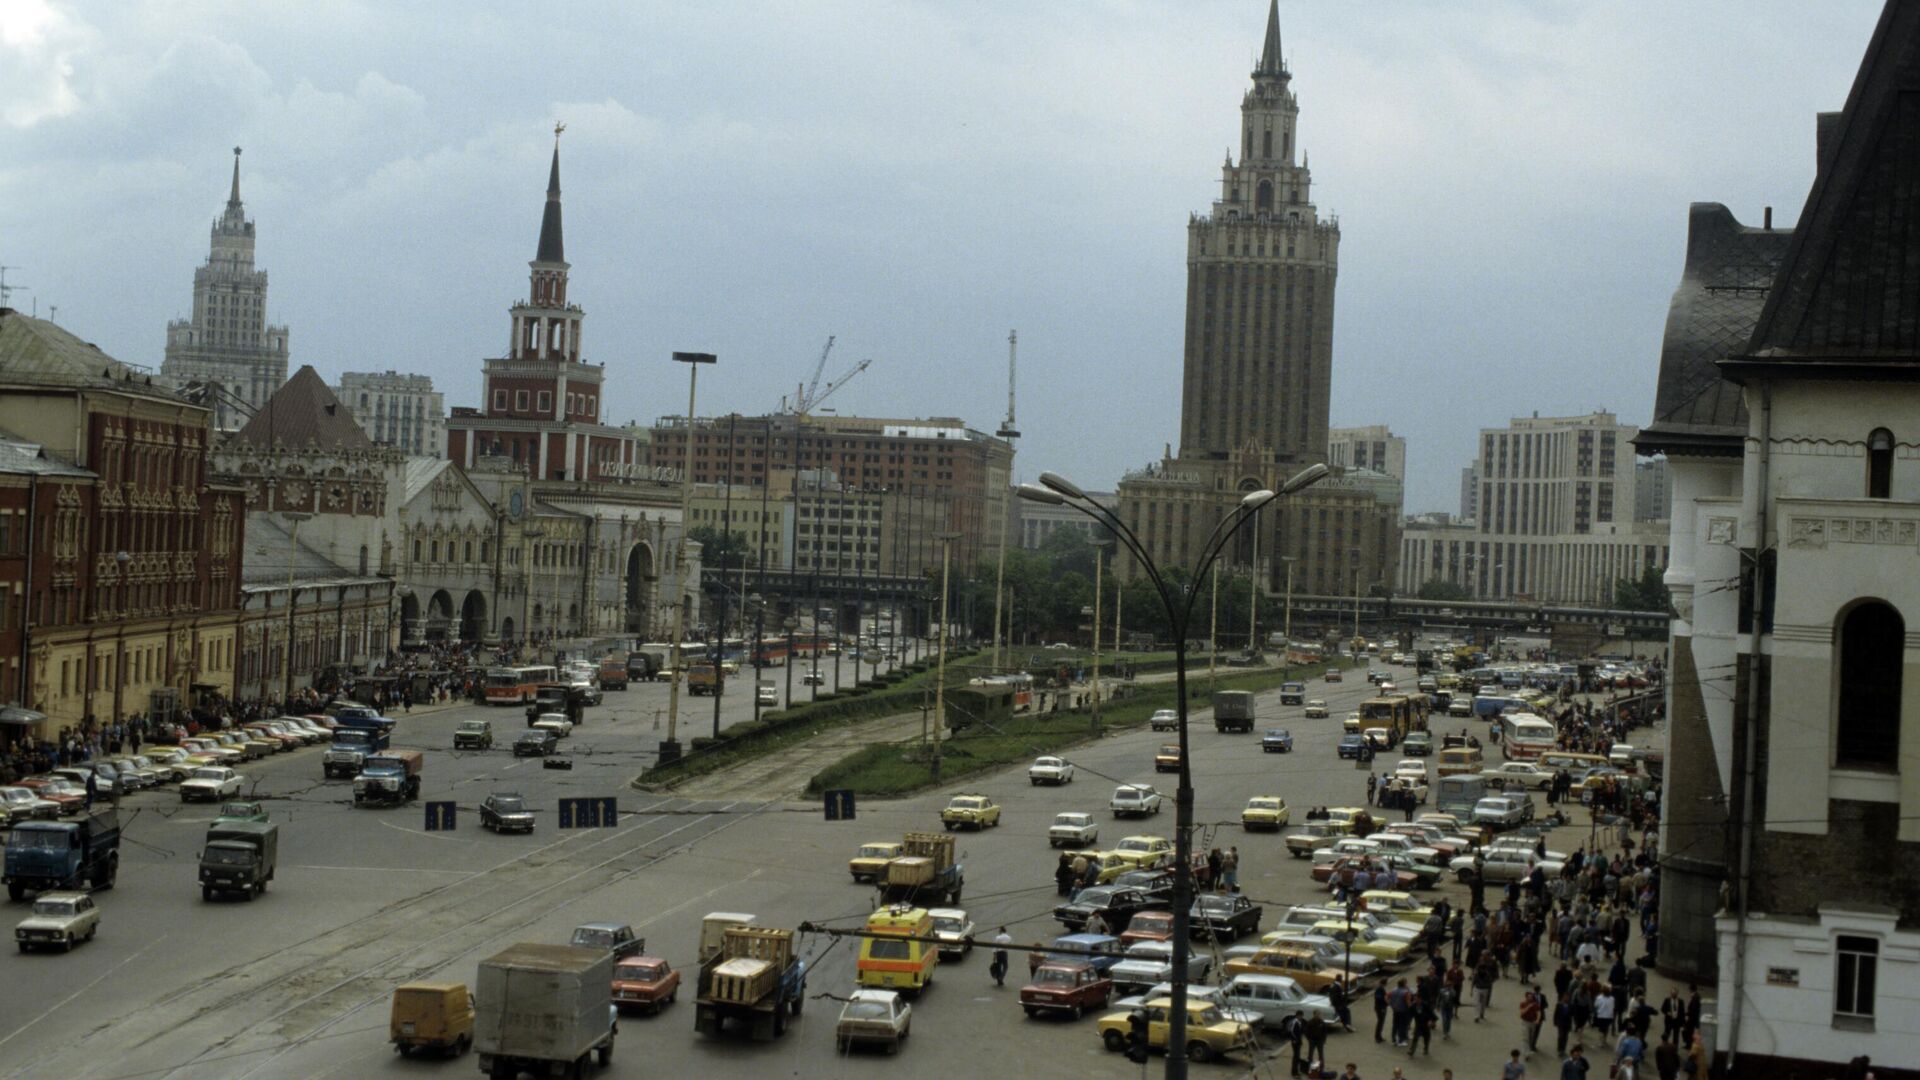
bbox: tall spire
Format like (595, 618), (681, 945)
(535, 123), (566, 265)
(1255, 0), (1286, 78)
(228, 146), (243, 210)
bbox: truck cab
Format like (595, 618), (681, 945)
(1280, 682), (1306, 706)
(325, 726), (389, 779)
(4, 811), (119, 900)
(353, 750), (423, 806)
(199, 820), (277, 901)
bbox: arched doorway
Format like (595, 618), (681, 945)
(499, 616), (516, 643)
(399, 592), (422, 645)
(427, 590), (455, 641)
(625, 542), (656, 634)
(460, 591), (487, 642)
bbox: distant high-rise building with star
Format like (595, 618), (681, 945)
(1117, 1), (1399, 611)
(160, 148), (290, 432)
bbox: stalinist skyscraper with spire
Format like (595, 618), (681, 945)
(1117, 2), (1399, 608)
(160, 149), (291, 432)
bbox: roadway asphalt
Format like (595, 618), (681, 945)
(1, 638), (1625, 1080)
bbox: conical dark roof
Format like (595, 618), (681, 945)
(1256, 0), (1286, 77)
(1729, 0), (1920, 377)
(231, 365), (373, 452)
(536, 143), (565, 265)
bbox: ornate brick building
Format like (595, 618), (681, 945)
(0, 309), (246, 735)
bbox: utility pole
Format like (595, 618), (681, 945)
(1090, 544), (1103, 735)
(992, 329), (1020, 674)
(933, 532), (960, 782)
(662, 351), (716, 765)
(1248, 512), (1261, 655)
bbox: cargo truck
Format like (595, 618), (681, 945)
(1212, 690), (1256, 733)
(688, 662), (722, 696)
(199, 819), (277, 900)
(4, 810), (119, 900)
(352, 750), (423, 806)
(597, 657), (628, 691)
(474, 943), (616, 1078)
(693, 914), (808, 1041)
(878, 832), (963, 906)
(324, 726), (389, 779)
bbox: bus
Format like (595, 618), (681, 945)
(971, 673), (1035, 713)
(1502, 715), (1559, 761)
(484, 665), (556, 705)
(1359, 694), (1420, 741)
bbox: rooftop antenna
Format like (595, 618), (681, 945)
(996, 329), (1020, 439)
(0, 267), (25, 308)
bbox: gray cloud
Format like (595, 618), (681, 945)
(0, 0), (1883, 511)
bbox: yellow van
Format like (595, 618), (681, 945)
(390, 981), (474, 1057)
(1434, 745), (1485, 777)
(857, 905), (939, 993)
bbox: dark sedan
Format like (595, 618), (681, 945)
(1054, 886), (1161, 933)
(513, 729), (558, 757)
(1261, 728), (1294, 753)
(1189, 892), (1264, 942)
(480, 792), (535, 832)
(1337, 733), (1368, 759)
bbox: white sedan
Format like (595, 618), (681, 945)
(180, 767), (244, 803)
(1303, 700), (1329, 719)
(1480, 761), (1555, 791)
(532, 713), (575, 739)
(1028, 756), (1075, 785)
(1048, 812), (1099, 848)
(0, 786), (60, 822)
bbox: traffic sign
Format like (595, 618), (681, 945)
(559, 796), (618, 828)
(824, 788), (856, 821)
(424, 801), (456, 831)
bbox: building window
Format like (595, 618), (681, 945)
(493, 389), (507, 412)
(537, 391), (552, 414)
(514, 390), (529, 412)
(1836, 935), (1878, 1021)
(1836, 601), (1902, 768)
(1867, 428), (1893, 498)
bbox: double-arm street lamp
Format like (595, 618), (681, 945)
(1017, 462), (1328, 1080)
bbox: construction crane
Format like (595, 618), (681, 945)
(997, 329), (1019, 439)
(783, 334), (874, 417)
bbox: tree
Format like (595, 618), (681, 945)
(688, 526), (752, 571)
(1417, 579), (1471, 602)
(1612, 565), (1670, 613)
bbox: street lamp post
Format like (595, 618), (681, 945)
(933, 532), (961, 782)
(283, 512), (313, 704)
(1018, 462), (1328, 1080)
(1281, 556), (1297, 659)
(662, 350), (716, 765)
(783, 615), (798, 707)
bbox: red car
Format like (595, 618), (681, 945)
(1020, 961), (1112, 1020)
(611, 955), (679, 1014)
(17, 777), (86, 815)
(1119, 910), (1176, 947)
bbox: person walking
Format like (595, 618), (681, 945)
(1327, 978), (1354, 1032)
(1224, 845), (1241, 893)
(1284, 1012), (1306, 1077)
(1520, 986), (1546, 1055)
(1553, 995), (1574, 1056)
(1406, 992), (1433, 1056)
(1473, 953), (1498, 1022)
(1592, 984), (1616, 1038)
(1305, 1012), (1328, 1064)
(990, 927), (1011, 986)
(1503, 1049), (1528, 1080)
(1436, 980), (1457, 1041)
(1372, 980), (1389, 1042)
(1560, 1044), (1591, 1079)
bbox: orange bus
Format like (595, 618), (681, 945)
(483, 665), (556, 705)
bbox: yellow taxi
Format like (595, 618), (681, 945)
(1359, 889), (1435, 923)
(1110, 835), (1174, 870)
(1096, 998), (1251, 1065)
(856, 905), (939, 993)
(1221, 943), (1351, 992)
(1153, 744), (1184, 772)
(1310, 919), (1413, 964)
(1066, 849), (1131, 885)
(939, 794), (1002, 830)
(849, 841), (903, 884)
(1240, 796), (1291, 831)
(1323, 807), (1368, 834)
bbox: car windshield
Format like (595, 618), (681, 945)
(7, 830), (64, 851)
(951, 798), (982, 809)
(459, 722), (486, 732)
(867, 939), (910, 960)
(572, 929), (617, 948)
(932, 917), (965, 933)
(1197, 895), (1234, 912)
(1055, 815), (1087, 827)
(1192, 1005), (1225, 1025)
(31, 899), (75, 916)
(843, 1001), (892, 1020)
(190, 768), (225, 781)
(616, 961), (664, 981)
(518, 733), (546, 743)
(1033, 966), (1077, 986)
(1250, 800), (1279, 810)
(1117, 839), (1149, 852)
(491, 797), (525, 813)
(204, 846), (252, 866)
(858, 845), (894, 857)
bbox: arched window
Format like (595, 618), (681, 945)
(1262, 129), (1273, 158)
(1867, 428), (1893, 498)
(358, 545), (369, 575)
(1257, 180), (1273, 212)
(1837, 600), (1903, 767)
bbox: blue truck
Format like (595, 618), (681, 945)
(324, 725), (391, 779)
(4, 810), (121, 901)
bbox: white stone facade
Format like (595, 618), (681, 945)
(1328, 425), (1406, 483)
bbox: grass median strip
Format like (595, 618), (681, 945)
(805, 658), (1362, 797)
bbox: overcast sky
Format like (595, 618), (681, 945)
(0, 0), (1885, 511)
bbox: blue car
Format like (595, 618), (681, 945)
(1047, 933), (1124, 974)
(1337, 733), (1368, 760)
(1261, 728), (1294, 753)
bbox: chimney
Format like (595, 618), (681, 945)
(1764, 206), (1773, 230)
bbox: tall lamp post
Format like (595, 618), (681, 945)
(1018, 462), (1328, 1080)
(932, 531), (961, 782)
(662, 350), (716, 765)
